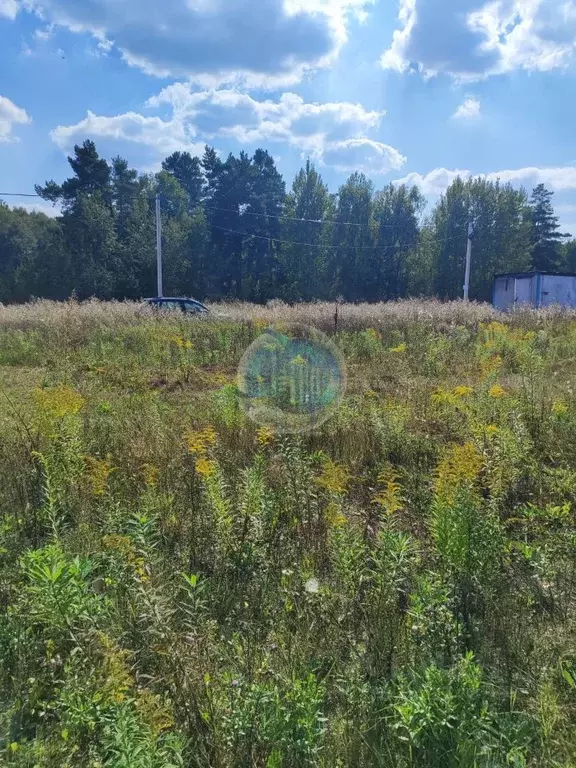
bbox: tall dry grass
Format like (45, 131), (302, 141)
(1, 297), (576, 335)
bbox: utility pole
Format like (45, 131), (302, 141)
(155, 194), (163, 298)
(463, 221), (474, 301)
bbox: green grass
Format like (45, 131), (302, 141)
(0, 300), (575, 767)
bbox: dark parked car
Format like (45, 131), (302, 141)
(143, 297), (209, 315)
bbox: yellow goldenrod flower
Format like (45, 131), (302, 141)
(195, 458), (217, 478)
(84, 455), (115, 496)
(389, 343), (407, 353)
(315, 457), (351, 496)
(480, 355), (503, 378)
(256, 425), (275, 445)
(34, 385), (85, 418)
(453, 385), (473, 398)
(142, 463), (159, 488)
(488, 384), (507, 399)
(186, 426), (217, 456)
(484, 424), (499, 436)
(372, 464), (404, 516)
(552, 400), (568, 415)
(325, 501), (347, 527)
(435, 442), (483, 501)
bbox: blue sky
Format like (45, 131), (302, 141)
(2, 0), (576, 233)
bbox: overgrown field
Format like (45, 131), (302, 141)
(0, 299), (575, 767)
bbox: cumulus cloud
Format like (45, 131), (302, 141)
(0, 96), (30, 142)
(9, 200), (62, 217)
(148, 85), (383, 149)
(393, 165), (576, 195)
(382, 0), (576, 80)
(484, 165), (576, 190)
(453, 96), (481, 119)
(51, 86), (401, 174)
(320, 138), (406, 173)
(21, 0), (373, 86)
(0, 0), (18, 19)
(393, 168), (471, 194)
(50, 110), (204, 157)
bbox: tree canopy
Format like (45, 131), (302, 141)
(0, 139), (573, 304)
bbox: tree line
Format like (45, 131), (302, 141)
(0, 139), (574, 304)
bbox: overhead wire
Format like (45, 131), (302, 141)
(209, 222), (465, 251)
(203, 203), (402, 229)
(0, 190), (467, 251)
(1, 191), (417, 232)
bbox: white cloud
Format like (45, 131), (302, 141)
(10, 200), (62, 217)
(320, 138), (406, 173)
(382, 0), (576, 80)
(33, 25), (54, 41)
(51, 110), (205, 158)
(393, 165), (576, 195)
(380, 0), (416, 73)
(22, 0), (374, 86)
(148, 85), (383, 150)
(51, 87), (401, 174)
(453, 97), (481, 120)
(0, 96), (31, 143)
(393, 168), (471, 195)
(0, 0), (18, 19)
(485, 166), (576, 190)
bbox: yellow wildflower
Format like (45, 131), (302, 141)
(488, 384), (507, 399)
(325, 501), (347, 527)
(195, 458), (217, 478)
(453, 385), (473, 398)
(431, 388), (453, 405)
(290, 355), (307, 366)
(256, 425), (275, 445)
(372, 464), (404, 516)
(480, 355), (503, 378)
(435, 442), (483, 501)
(34, 385), (85, 418)
(389, 343), (407, 353)
(315, 457), (351, 496)
(484, 424), (499, 436)
(135, 689), (175, 736)
(186, 426), (217, 455)
(142, 463), (159, 488)
(102, 535), (148, 581)
(84, 455), (115, 496)
(552, 400), (568, 415)
(365, 389), (378, 398)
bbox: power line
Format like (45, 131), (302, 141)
(0, 192), (43, 198)
(204, 204), (388, 229)
(204, 202), (427, 230)
(209, 222), (465, 251)
(0, 191), (423, 233)
(1, 192), (419, 234)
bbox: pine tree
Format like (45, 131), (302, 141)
(35, 140), (112, 210)
(162, 152), (204, 211)
(529, 184), (570, 271)
(280, 161), (333, 302)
